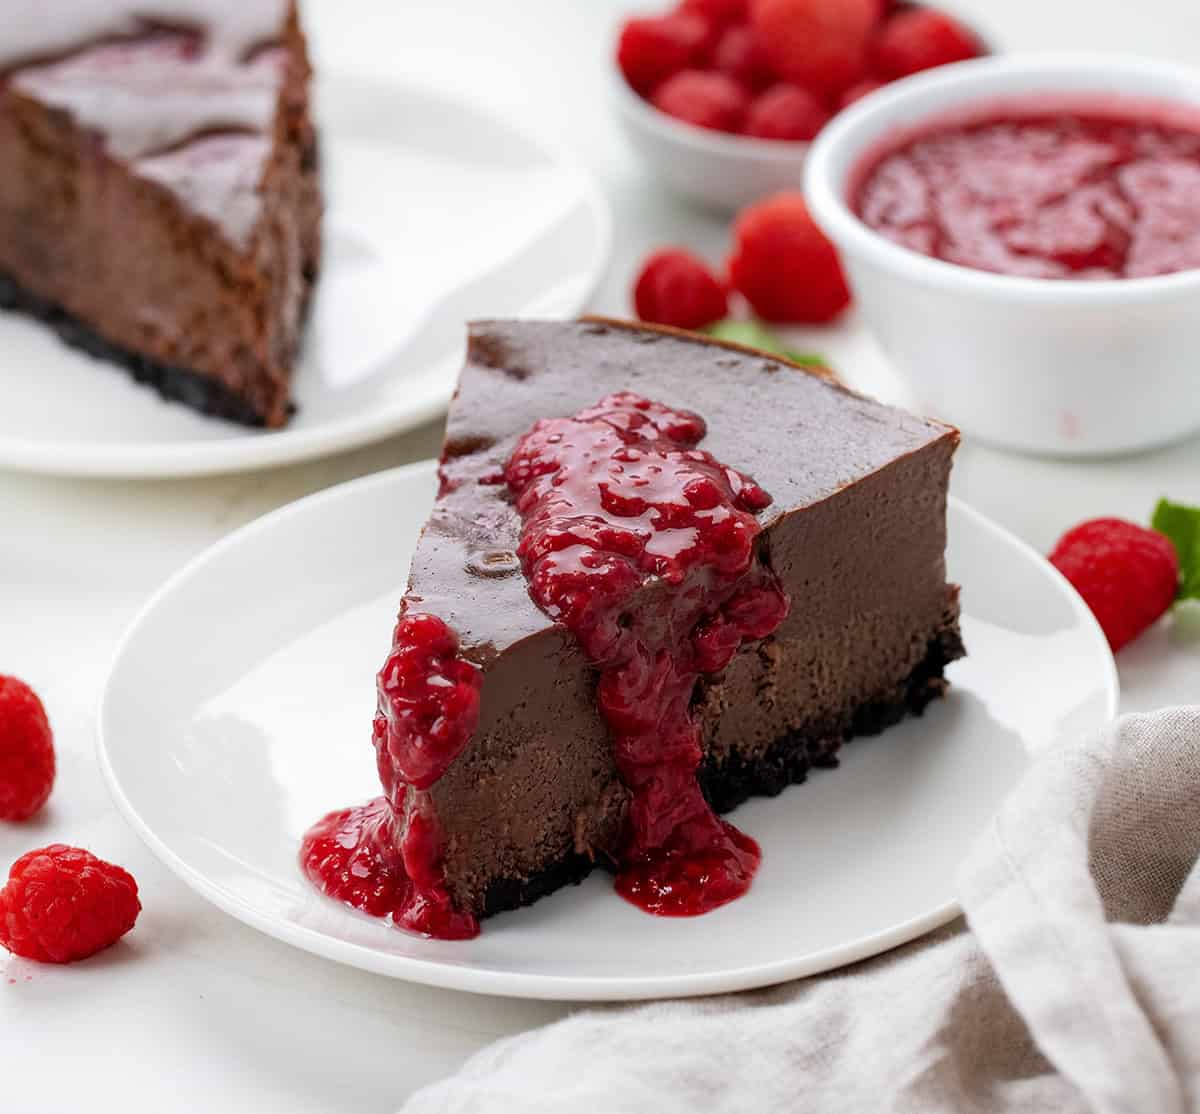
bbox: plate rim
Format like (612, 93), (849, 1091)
(97, 461), (1120, 1000)
(0, 74), (613, 480)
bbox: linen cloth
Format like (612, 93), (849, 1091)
(404, 707), (1200, 1114)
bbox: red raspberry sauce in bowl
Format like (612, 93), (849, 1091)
(853, 104), (1200, 280)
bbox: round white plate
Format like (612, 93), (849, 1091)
(99, 461), (1118, 1001)
(0, 76), (610, 479)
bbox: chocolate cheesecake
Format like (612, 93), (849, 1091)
(0, 1), (320, 427)
(303, 319), (964, 938)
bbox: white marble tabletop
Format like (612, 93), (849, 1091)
(3, 1), (1199, 1109)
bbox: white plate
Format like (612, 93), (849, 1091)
(0, 76), (611, 479)
(98, 461), (1118, 1001)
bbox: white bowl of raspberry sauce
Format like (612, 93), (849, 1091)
(806, 53), (1200, 456)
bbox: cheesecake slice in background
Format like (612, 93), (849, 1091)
(0, 0), (320, 427)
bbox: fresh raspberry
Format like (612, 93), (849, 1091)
(682, 11), (724, 58)
(678, 0), (749, 29)
(838, 77), (886, 109)
(0, 676), (55, 822)
(1049, 519), (1180, 651)
(617, 13), (710, 97)
(744, 83), (830, 141)
(652, 70), (751, 133)
(872, 9), (982, 81)
(634, 248), (729, 330)
(712, 24), (777, 91)
(0, 845), (141, 964)
(751, 0), (882, 99)
(728, 192), (851, 322)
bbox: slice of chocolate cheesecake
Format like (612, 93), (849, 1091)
(303, 319), (964, 938)
(0, 1), (320, 427)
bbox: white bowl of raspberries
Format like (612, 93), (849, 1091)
(613, 0), (989, 211)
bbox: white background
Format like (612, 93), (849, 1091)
(3, 1), (1200, 1109)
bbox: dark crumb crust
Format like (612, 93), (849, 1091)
(699, 620), (966, 815)
(0, 267), (291, 427)
(479, 619), (966, 920)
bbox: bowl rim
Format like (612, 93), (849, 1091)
(804, 51), (1200, 305)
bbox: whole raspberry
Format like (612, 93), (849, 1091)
(634, 248), (729, 330)
(728, 192), (851, 323)
(617, 13), (710, 97)
(872, 9), (982, 81)
(751, 0), (882, 99)
(1050, 519), (1180, 651)
(0, 675), (55, 822)
(679, 0), (749, 29)
(0, 845), (141, 964)
(652, 70), (751, 133)
(712, 25), (777, 91)
(744, 83), (830, 141)
(838, 77), (886, 109)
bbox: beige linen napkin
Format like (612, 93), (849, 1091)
(404, 708), (1200, 1114)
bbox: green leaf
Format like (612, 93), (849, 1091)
(704, 320), (827, 369)
(1151, 498), (1200, 602)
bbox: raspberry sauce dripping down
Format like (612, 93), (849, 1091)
(505, 392), (790, 917)
(300, 612), (481, 940)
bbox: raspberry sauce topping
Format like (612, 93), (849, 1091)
(505, 392), (789, 916)
(300, 613), (482, 940)
(854, 106), (1200, 279)
(302, 393), (789, 936)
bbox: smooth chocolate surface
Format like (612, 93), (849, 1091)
(405, 320), (963, 916)
(430, 320), (955, 659)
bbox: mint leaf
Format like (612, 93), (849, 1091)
(704, 320), (826, 369)
(1152, 498), (1200, 602)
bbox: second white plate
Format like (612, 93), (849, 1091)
(99, 462), (1118, 1000)
(0, 75), (610, 478)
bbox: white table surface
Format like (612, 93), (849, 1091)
(3, 1), (1199, 1109)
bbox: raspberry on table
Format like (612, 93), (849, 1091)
(0, 675), (55, 822)
(872, 9), (982, 81)
(751, 0), (881, 99)
(0, 845), (141, 964)
(634, 248), (729, 331)
(652, 70), (751, 133)
(1050, 518), (1180, 651)
(728, 191), (851, 323)
(744, 83), (830, 141)
(617, 13), (710, 97)
(712, 24), (777, 91)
